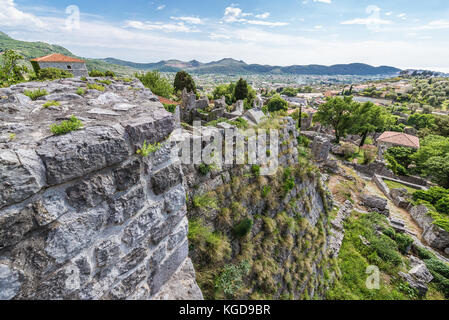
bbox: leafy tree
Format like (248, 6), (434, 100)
(281, 87), (298, 97)
(386, 147), (416, 170)
(0, 49), (28, 84)
(315, 96), (355, 143)
(174, 70), (196, 94)
(433, 115), (449, 137)
(234, 78), (248, 101)
(412, 135), (449, 187)
(350, 102), (395, 146)
(407, 113), (435, 130)
(266, 94), (288, 112)
(136, 70), (174, 98)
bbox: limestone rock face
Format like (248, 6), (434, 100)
(410, 205), (449, 250)
(0, 79), (201, 300)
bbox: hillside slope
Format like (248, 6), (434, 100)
(0, 31), (137, 76)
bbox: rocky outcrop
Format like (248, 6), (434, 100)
(360, 194), (390, 216)
(0, 78), (202, 300)
(399, 256), (433, 296)
(410, 205), (449, 252)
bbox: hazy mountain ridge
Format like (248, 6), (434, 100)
(102, 57), (402, 75)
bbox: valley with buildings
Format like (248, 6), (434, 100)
(1, 0), (449, 305)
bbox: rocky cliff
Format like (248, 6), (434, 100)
(0, 78), (202, 299)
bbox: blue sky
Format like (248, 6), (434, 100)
(2, 0), (449, 71)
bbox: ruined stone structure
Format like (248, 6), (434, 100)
(31, 54), (89, 78)
(0, 78), (202, 300)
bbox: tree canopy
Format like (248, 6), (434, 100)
(174, 71), (196, 94)
(266, 94), (288, 113)
(314, 96), (356, 143)
(136, 70), (174, 99)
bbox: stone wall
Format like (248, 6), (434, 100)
(37, 62), (89, 78)
(0, 78), (202, 300)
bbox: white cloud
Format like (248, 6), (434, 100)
(156, 5), (165, 10)
(125, 20), (196, 33)
(223, 6), (287, 27)
(313, 0), (332, 3)
(171, 16), (204, 24)
(255, 12), (270, 19)
(0, 0), (46, 29)
(209, 33), (232, 40)
(246, 20), (288, 27)
(397, 13), (407, 20)
(414, 20), (449, 30)
(341, 18), (392, 26)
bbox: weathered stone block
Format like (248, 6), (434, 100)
(0, 263), (22, 300)
(121, 204), (161, 246)
(151, 163), (182, 195)
(0, 205), (35, 249)
(108, 265), (147, 300)
(66, 173), (116, 210)
(108, 186), (146, 225)
(45, 207), (108, 264)
(123, 110), (174, 147)
(113, 160), (141, 192)
(149, 240), (188, 295)
(0, 149), (46, 209)
(95, 239), (121, 268)
(119, 247), (148, 275)
(37, 126), (130, 185)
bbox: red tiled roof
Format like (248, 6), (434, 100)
(158, 96), (179, 105)
(31, 53), (85, 63)
(377, 131), (420, 149)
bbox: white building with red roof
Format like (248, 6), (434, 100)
(30, 53), (88, 77)
(377, 131), (420, 158)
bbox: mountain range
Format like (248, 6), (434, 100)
(1, 31), (401, 76)
(102, 57), (401, 76)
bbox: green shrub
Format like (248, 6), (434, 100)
(24, 89), (48, 100)
(413, 187), (449, 205)
(87, 83), (105, 92)
(435, 195), (449, 215)
(198, 163), (212, 176)
(233, 218), (253, 238)
(42, 100), (60, 108)
(193, 194), (218, 210)
(215, 261), (251, 296)
(89, 70), (105, 77)
(38, 67), (73, 80)
(251, 165), (260, 177)
(97, 79), (112, 85)
(50, 115), (83, 135)
(297, 135), (310, 147)
(104, 70), (116, 77)
(163, 103), (177, 113)
(136, 140), (161, 157)
(262, 185), (271, 198)
(282, 167), (295, 193)
(76, 87), (86, 95)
